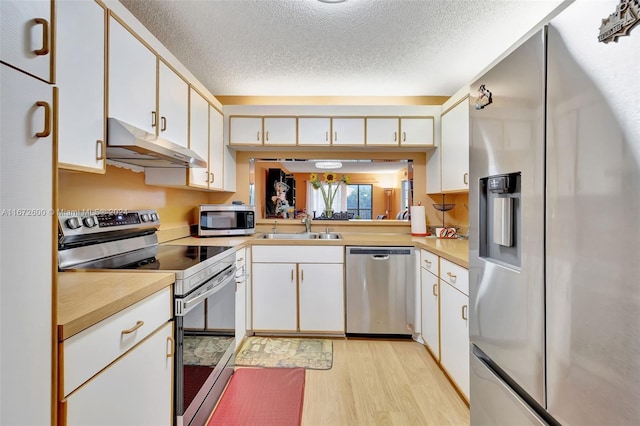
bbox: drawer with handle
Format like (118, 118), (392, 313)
(60, 286), (172, 397)
(420, 249), (439, 276)
(440, 258), (469, 296)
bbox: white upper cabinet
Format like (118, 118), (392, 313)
(229, 116), (263, 145)
(157, 61), (189, 147)
(264, 116), (297, 146)
(298, 117), (331, 146)
(108, 15), (156, 134)
(400, 117), (434, 146)
(332, 117), (365, 146)
(441, 97), (470, 192)
(209, 106), (225, 190)
(1, 0), (53, 83)
(366, 117), (400, 145)
(188, 89), (210, 189)
(57, 0), (106, 173)
(146, 98), (229, 192)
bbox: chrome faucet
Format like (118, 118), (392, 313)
(301, 216), (312, 233)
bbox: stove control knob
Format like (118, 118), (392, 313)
(151, 213), (158, 221)
(66, 217), (81, 230)
(141, 214), (150, 222)
(83, 216), (96, 228)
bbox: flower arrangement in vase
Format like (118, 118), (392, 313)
(309, 172), (350, 218)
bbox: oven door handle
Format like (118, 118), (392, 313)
(181, 267), (236, 314)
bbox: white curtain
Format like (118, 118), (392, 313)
(306, 182), (348, 217)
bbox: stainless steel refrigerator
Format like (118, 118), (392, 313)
(469, 1), (640, 424)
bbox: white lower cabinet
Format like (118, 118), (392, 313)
(419, 248), (469, 401)
(421, 267), (439, 358)
(64, 322), (174, 426)
(60, 287), (174, 425)
(252, 262), (298, 331)
(252, 245), (344, 334)
(298, 263), (344, 332)
(440, 279), (469, 400)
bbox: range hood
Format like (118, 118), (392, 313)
(106, 118), (207, 168)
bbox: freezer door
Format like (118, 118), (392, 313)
(471, 347), (548, 426)
(546, 2), (640, 424)
(469, 29), (546, 405)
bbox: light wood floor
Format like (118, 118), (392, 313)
(301, 338), (470, 426)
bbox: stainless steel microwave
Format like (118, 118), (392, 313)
(197, 204), (255, 237)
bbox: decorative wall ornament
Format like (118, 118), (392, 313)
(598, 0), (640, 43)
(474, 84), (493, 110)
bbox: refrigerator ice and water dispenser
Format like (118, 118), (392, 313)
(479, 172), (521, 268)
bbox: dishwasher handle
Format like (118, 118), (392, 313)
(372, 254), (390, 260)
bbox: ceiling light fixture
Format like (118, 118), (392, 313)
(317, 0), (347, 3)
(315, 161), (343, 170)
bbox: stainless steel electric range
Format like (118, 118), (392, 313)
(58, 209), (237, 426)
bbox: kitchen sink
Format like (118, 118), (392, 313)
(260, 232), (342, 240)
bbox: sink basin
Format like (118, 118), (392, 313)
(315, 232), (342, 240)
(260, 232), (342, 240)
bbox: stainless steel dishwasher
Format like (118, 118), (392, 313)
(346, 246), (415, 337)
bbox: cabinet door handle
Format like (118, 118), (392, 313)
(266, 131), (269, 141)
(325, 131), (328, 141)
(291, 269), (294, 281)
(35, 101), (51, 137)
(394, 131), (397, 142)
(447, 271), (457, 279)
(402, 131), (406, 142)
(301, 269), (304, 282)
(96, 140), (105, 160)
(334, 131), (337, 142)
(151, 111), (157, 127)
(210, 172), (214, 183)
(432, 283), (438, 296)
(166, 336), (175, 358)
(461, 305), (468, 321)
(33, 18), (50, 55)
(160, 116), (167, 131)
(257, 131), (260, 141)
(464, 172), (469, 185)
(424, 259), (431, 267)
(121, 320), (144, 335)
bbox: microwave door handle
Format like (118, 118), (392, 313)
(181, 268), (235, 313)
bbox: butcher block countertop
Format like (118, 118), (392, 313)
(171, 233), (469, 268)
(57, 271), (175, 341)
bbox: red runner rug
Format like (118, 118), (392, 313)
(207, 367), (305, 426)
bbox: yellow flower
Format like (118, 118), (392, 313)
(342, 175), (350, 184)
(309, 173), (318, 182)
(324, 172), (338, 183)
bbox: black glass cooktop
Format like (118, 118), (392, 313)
(120, 245), (233, 271)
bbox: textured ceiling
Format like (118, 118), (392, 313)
(119, 0), (565, 97)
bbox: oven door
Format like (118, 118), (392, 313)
(175, 265), (236, 426)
